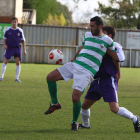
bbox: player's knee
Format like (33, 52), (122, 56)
(81, 103), (89, 110)
(72, 96), (79, 104)
(46, 74), (52, 81)
(110, 107), (119, 114)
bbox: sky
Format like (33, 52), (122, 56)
(57, 0), (109, 22)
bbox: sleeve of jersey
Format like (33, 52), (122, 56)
(115, 44), (125, 62)
(108, 42), (115, 52)
(20, 29), (26, 41)
(3, 30), (7, 40)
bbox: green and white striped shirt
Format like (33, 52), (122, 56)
(74, 32), (115, 76)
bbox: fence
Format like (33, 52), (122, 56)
(0, 24), (140, 67)
(0, 43), (140, 67)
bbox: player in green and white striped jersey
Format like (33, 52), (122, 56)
(44, 16), (119, 131)
(74, 30), (115, 77)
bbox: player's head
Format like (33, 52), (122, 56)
(11, 17), (18, 28)
(90, 16), (103, 36)
(103, 26), (116, 39)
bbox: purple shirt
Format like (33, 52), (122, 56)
(3, 27), (25, 47)
(94, 42), (125, 79)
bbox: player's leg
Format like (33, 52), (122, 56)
(15, 57), (21, 82)
(0, 58), (9, 81)
(79, 99), (97, 129)
(109, 102), (140, 133)
(45, 62), (74, 115)
(71, 89), (82, 131)
(71, 70), (93, 131)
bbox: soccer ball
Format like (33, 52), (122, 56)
(48, 49), (64, 64)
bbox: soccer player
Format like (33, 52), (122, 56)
(44, 16), (119, 131)
(0, 17), (26, 82)
(79, 26), (140, 133)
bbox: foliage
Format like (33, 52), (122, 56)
(23, 0), (72, 25)
(43, 13), (66, 26)
(95, 0), (140, 29)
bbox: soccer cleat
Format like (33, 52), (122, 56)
(78, 123), (91, 129)
(44, 103), (62, 115)
(15, 79), (21, 82)
(71, 122), (78, 131)
(133, 115), (140, 133)
(0, 78), (3, 81)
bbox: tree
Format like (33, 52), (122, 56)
(23, 0), (72, 25)
(43, 13), (66, 26)
(95, 0), (140, 29)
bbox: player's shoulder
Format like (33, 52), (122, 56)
(5, 27), (11, 32)
(114, 42), (123, 50)
(101, 34), (113, 44)
(84, 32), (92, 37)
(17, 27), (23, 32)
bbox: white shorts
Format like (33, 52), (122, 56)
(57, 62), (93, 93)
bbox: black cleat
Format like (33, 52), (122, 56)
(71, 122), (78, 131)
(78, 123), (90, 129)
(44, 103), (62, 115)
(133, 115), (140, 133)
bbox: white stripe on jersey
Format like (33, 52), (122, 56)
(75, 56), (99, 72)
(79, 49), (103, 63)
(85, 41), (107, 53)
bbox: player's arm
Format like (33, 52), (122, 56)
(3, 39), (7, 50)
(113, 60), (121, 81)
(71, 45), (83, 62)
(106, 49), (119, 61)
(21, 41), (27, 55)
(20, 29), (27, 55)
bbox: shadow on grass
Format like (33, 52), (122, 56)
(0, 128), (74, 134)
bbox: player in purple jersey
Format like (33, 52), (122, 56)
(0, 17), (26, 82)
(79, 26), (140, 133)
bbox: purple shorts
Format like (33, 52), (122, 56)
(4, 46), (21, 60)
(85, 77), (118, 102)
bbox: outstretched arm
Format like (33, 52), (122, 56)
(71, 45), (83, 62)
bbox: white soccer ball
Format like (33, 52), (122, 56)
(48, 49), (64, 64)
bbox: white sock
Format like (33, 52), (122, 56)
(80, 108), (90, 127)
(15, 65), (21, 79)
(117, 107), (137, 123)
(1, 63), (7, 78)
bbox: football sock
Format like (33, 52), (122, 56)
(72, 101), (81, 122)
(15, 65), (21, 79)
(80, 108), (90, 127)
(1, 63), (7, 78)
(117, 107), (137, 123)
(47, 80), (59, 104)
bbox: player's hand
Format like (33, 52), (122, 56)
(4, 45), (7, 50)
(24, 51), (27, 55)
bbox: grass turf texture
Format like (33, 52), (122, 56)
(0, 63), (140, 140)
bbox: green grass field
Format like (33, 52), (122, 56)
(0, 63), (140, 140)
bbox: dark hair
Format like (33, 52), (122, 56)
(103, 26), (116, 39)
(90, 16), (103, 27)
(11, 17), (18, 22)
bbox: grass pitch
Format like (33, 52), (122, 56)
(0, 63), (140, 140)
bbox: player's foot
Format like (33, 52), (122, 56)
(71, 122), (78, 131)
(15, 79), (21, 82)
(133, 115), (140, 133)
(78, 123), (90, 129)
(0, 78), (3, 81)
(44, 103), (62, 115)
